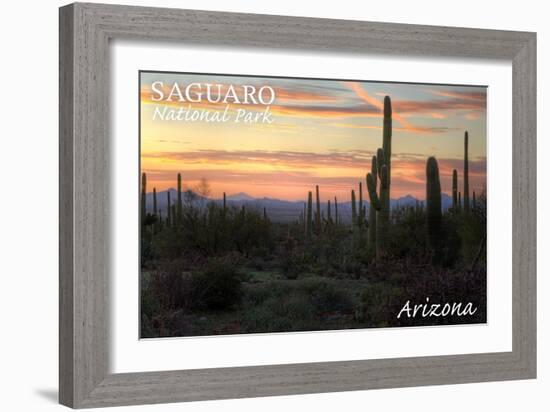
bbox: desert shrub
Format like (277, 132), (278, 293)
(289, 278), (354, 314)
(438, 214), (462, 267)
(241, 291), (318, 333)
(249, 256), (266, 271)
(140, 237), (154, 267)
(358, 282), (405, 326)
(458, 210), (486, 266)
(341, 256), (366, 279)
(150, 228), (185, 260)
(309, 283), (354, 314)
(146, 261), (187, 312)
(387, 206), (427, 262)
(188, 258), (243, 311)
(281, 252), (307, 279)
(243, 281), (290, 306)
(140, 313), (155, 338)
(140, 283), (161, 320)
(240, 278), (354, 333)
(143, 256), (243, 315)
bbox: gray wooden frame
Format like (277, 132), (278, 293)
(59, 2), (536, 408)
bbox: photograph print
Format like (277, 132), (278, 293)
(139, 71), (487, 338)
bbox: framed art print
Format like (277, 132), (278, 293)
(59, 3), (536, 408)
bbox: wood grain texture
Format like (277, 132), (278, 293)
(59, 2), (537, 408)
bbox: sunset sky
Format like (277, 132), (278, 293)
(140, 71), (487, 202)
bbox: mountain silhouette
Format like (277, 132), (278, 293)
(145, 190), (453, 223)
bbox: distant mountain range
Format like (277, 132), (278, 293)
(226, 192), (255, 201)
(145, 189), (453, 223)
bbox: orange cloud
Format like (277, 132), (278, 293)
(430, 89), (486, 102)
(343, 82), (416, 131)
(328, 122), (457, 135)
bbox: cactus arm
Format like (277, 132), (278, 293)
(464, 131), (470, 211)
(366, 173), (381, 211)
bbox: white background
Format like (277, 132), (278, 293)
(0, 0), (547, 411)
(111, 42), (512, 373)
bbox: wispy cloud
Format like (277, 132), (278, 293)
(328, 122), (458, 135)
(142, 149), (375, 169)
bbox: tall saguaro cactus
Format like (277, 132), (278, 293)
(366, 94), (392, 258)
(382, 96), (392, 188)
(153, 188), (157, 216)
(166, 190), (171, 228)
(358, 182), (363, 227)
(452, 169), (458, 210)
(327, 200), (332, 223)
(177, 173), (183, 225)
(315, 185), (321, 234)
(351, 189), (357, 227)
(426, 157), (442, 252)
(306, 191), (313, 239)
(463, 131), (470, 211)
(141, 172), (147, 225)
(334, 196), (339, 225)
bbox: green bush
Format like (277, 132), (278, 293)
(359, 282), (405, 326)
(189, 259), (243, 310)
(310, 283), (354, 314)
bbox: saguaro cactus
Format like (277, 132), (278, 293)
(141, 172), (147, 224)
(368, 158), (377, 250)
(327, 200), (332, 223)
(367, 162), (389, 257)
(426, 157), (442, 252)
(464, 131), (470, 211)
(366, 96), (392, 258)
(315, 185), (321, 234)
(166, 190), (171, 228)
(358, 182), (363, 227)
(383, 96), (392, 187)
(334, 196), (339, 225)
(351, 189), (357, 227)
(452, 169), (458, 210)
(153, 188), (157, 216)
(177, 173), (183, 224)
(223, 192), (226, 211)
(306, 191), (313, 239)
